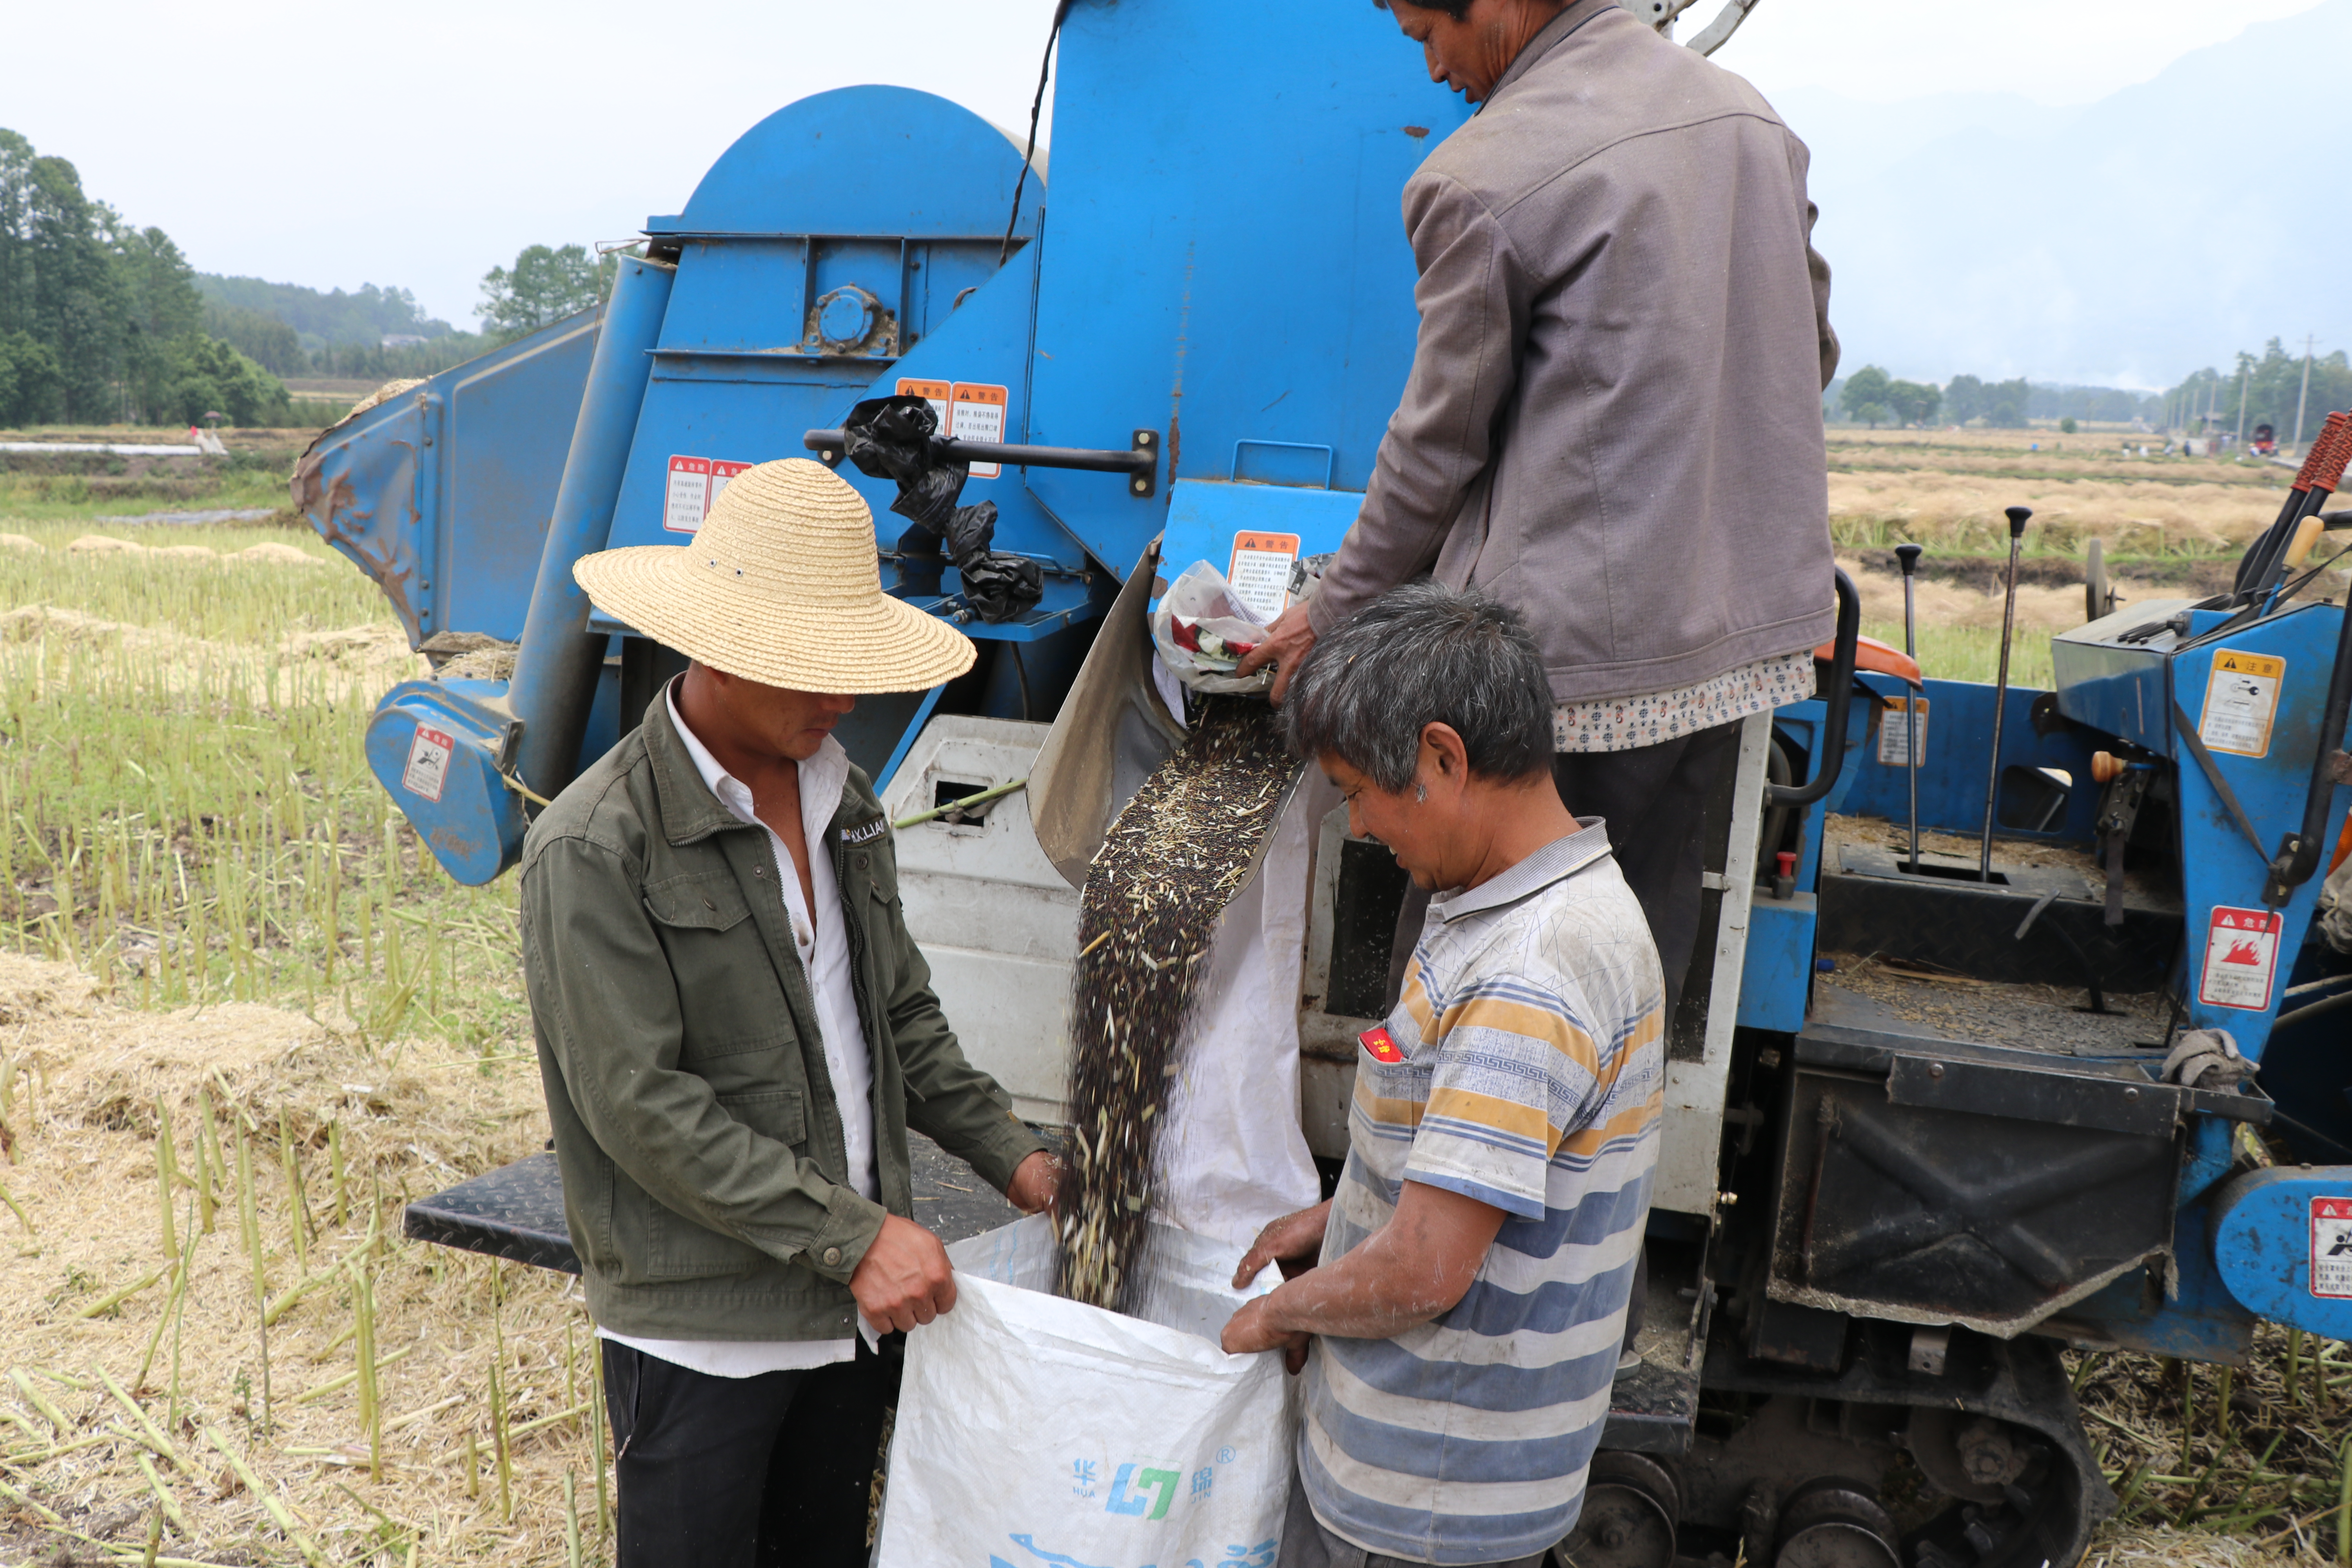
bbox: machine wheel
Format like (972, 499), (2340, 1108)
(1773, 1477), (1900, 1568)
(2083, 539), (2120, 623)
(1906, 1409), (2040, 1506)
(1554, 1452), (1680, 1568)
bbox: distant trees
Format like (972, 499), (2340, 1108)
(196, 275), (450, 347)
(478, 244), (615, 343)
(1840, 366), (1893, 428)
(1838, 365), (1940, 428)
(2166, 340), (2352, 442)
(1885, 378), (1941, 427)
(1942, 374), (2031, 427)
(0, 331), (62, 425)
(201, 304), (307, 376)
(0, 126), (287, 426)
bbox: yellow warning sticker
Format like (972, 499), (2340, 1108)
(2198, 649), (2285, 758)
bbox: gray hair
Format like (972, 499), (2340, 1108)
(1282, 582), (1554, 791)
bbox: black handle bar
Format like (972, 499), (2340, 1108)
(2263, 593), (2352, 906)
(804, 428), (1161, 498)
(1766, 567), (1862, 808)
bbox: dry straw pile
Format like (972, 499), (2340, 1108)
(0, 951), (591, 1566)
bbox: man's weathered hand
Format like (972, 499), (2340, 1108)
(848, 1214), (958, 1332)
(1234, 1200), (1332, 1287)
(1220, 1296), (1312, 1373)
(1236, 603), (1318, 703)
(1005, 1150), (1063, 1216)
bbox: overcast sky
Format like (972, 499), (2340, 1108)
(3, 0), (2330, 344)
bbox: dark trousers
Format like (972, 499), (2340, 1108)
(1550, 721), (1743, 1023)
(602, 1338), (891, 1568)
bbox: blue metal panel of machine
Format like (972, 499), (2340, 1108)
(2210, 1168), (2352, 1340)
(1835, 676), (2105, 846)
(1156, 479), (1365, 612)
(364, 681), (527, 886)
(295, 312), (600, 646)
(603, 87), (1061, 580)
(1024, 0), (1471, 575)
(2051, 597), (2197, 750)
(2165, 604), (2348, 1056)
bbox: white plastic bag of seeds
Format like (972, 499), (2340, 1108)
(874, 1216), (1294, 1568)
(1151, 559), (1276, 696)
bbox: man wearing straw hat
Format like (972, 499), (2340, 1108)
(522, 458), (1063, 1567)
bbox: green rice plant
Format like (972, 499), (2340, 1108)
(1862, 621), (2057, 690)
(349, 1258), (382, 1480)
(0, 539), (531, 1054)
(278, 1109), (310, 1273)
(232, 1129), (271, 1432)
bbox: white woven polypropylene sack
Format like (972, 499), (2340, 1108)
(875, 1216), (1294, 1568)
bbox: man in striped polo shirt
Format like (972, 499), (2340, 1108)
(1220, 583), (1664, 1568)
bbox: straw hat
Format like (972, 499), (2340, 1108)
(573, 458), (975, 693)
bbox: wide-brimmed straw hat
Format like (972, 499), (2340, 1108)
(573, 458), (975, 693)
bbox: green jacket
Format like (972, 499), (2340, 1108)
(520, 693), (1047, 1341)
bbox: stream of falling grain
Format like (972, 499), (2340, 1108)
(1054, 697), (1298, 1312)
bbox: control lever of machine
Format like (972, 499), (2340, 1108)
(2261, 555), (2352, 906)
(1896, 543), (1925, 871)
(1977, 507), (2033, 882)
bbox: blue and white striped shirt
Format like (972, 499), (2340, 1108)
(1298, 822), (1664, 1565)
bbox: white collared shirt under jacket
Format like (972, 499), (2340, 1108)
(596, 687), (876, 1377)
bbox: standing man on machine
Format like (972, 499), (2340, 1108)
(523, 459), (1062, 1567)
(1240, 0), (1839, 1018)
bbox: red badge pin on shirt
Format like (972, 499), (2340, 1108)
(1359, 1026), (1405, 1064)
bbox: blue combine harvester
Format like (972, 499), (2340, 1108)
(293, 4), (2352, 1563)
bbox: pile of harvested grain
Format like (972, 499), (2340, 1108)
(1055, 697), (1298, 1312)
(64, 536), (323, 566)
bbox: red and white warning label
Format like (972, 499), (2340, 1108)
(896, 377), (951, 434)
(663, 455), (753, 534)
(948, 382), (1008, 477)
(402, 726), (455, 803)
(893, 378), (1011, 478)
(664, 456), (712, 533)
(1876, 695), (1930, 769)
(2313, 1198), (2352, 1299)
(1227, 531), (1301, 624)
(2197, 904), (2282, 1011)
(707, 459), (751, 514)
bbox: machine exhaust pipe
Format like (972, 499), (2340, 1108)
(506, 254), (679, 803)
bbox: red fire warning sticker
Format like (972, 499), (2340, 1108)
(2196, 905), (2282, 1011)
(1359, 1026), (1406, 1064)
(2313, 1198), (2352, 1300)
(402, 726), (455, 803)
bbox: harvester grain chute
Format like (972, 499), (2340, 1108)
(293, 4), (2352, 1564)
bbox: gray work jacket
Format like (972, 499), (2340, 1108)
(1312, 0), (1841, 704)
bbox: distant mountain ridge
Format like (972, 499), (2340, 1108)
(1764, 0), (2352, 387)
(196, 274), (456, 348)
